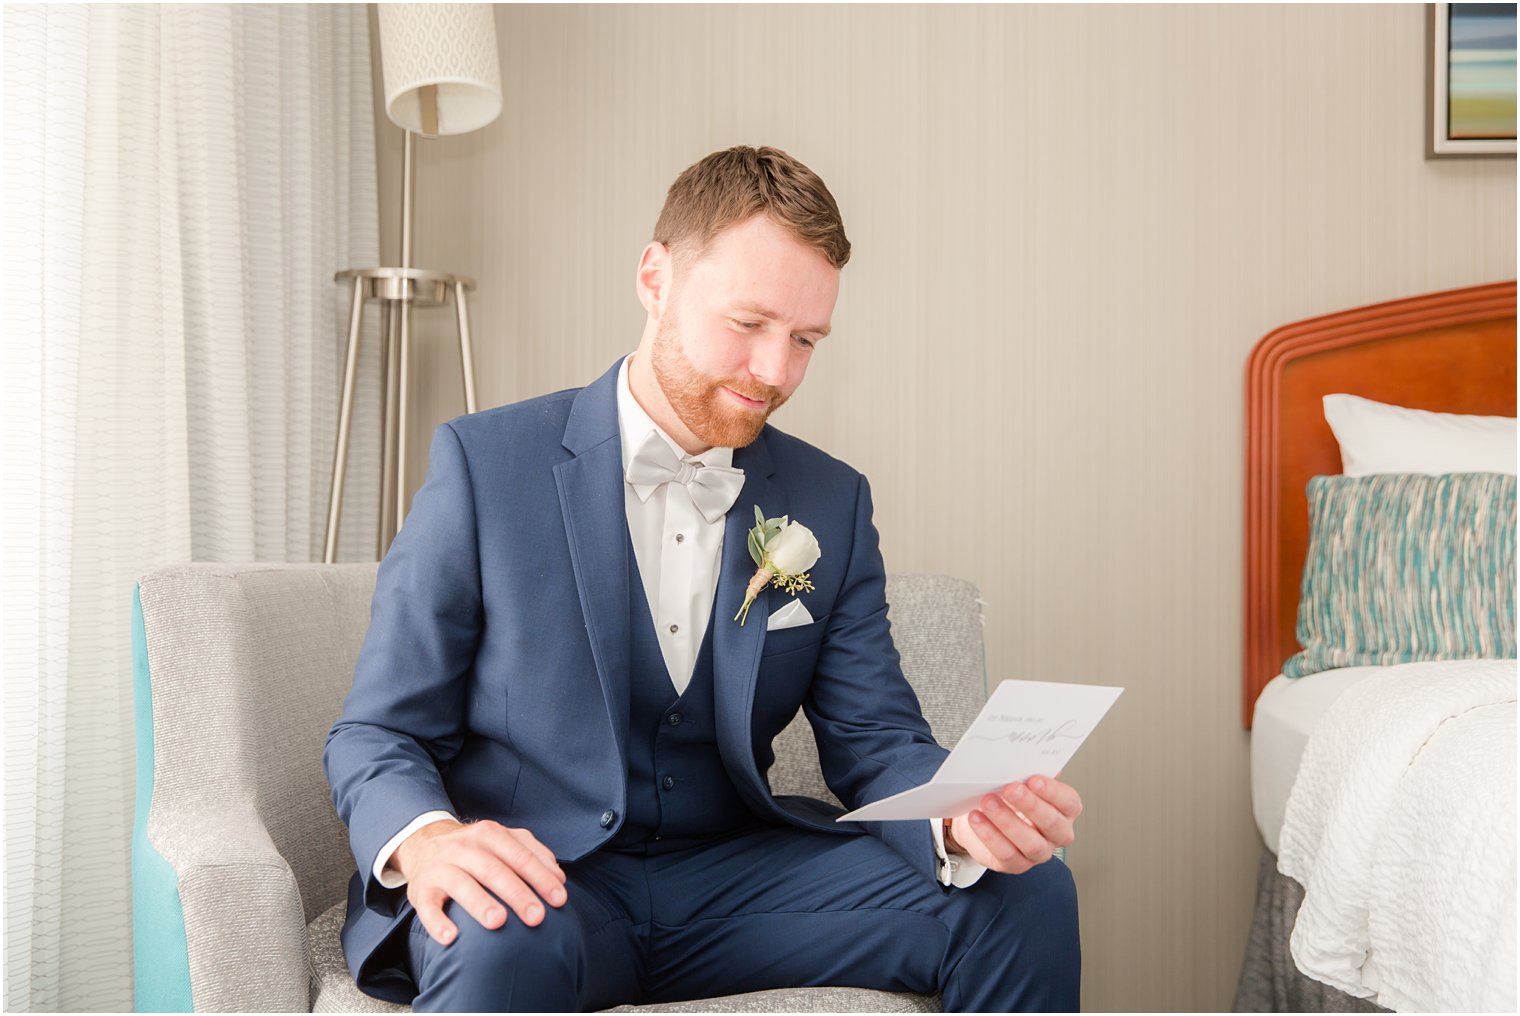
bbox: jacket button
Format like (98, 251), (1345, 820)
(667, 712), (683, 726)
(662, 776), (676, 791)
(599, 809), (616, 828)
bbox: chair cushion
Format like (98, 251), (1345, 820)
(307, 901), (940, 1012)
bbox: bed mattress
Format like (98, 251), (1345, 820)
(1249, 666), (1383, 855)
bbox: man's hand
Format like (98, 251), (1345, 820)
(392, 818), (568, 945)
(945, 776), (1082, 875)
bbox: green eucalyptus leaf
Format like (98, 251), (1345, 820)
(747, 530), (763, 566)
(754, 505), (765, 528)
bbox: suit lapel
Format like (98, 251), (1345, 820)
(713, 431), (785, 807)
(553, 360), (632, 767)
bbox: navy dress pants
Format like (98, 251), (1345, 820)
(403, 823), (1080, 1013)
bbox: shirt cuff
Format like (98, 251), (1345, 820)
(930, 817), (990, 888)
(373, 810), (457, 889)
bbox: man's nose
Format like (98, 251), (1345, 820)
(748, 332), (790, 389)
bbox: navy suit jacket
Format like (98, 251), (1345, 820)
(323, 356), (951, 998)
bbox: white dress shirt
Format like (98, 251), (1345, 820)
(373, 353), (984, 888)
(616, 354), (731, 693)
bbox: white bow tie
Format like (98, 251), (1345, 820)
(624, 429), (745, 524)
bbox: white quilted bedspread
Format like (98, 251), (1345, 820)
(1277, 659), (1517, 1012)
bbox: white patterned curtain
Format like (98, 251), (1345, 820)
(3, 5), (381, 1009)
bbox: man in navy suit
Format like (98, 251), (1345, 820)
(324, 146), (1083, 1012)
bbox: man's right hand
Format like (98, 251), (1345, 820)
(392, 818), (568, 946)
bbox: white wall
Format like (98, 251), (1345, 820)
(369, 4), (1516, 1009)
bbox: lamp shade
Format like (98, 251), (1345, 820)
(378, 4), (502, 136)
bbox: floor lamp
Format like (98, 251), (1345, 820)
(325, 4), (503, 563)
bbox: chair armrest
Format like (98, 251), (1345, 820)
(147, 807), (311, 1012)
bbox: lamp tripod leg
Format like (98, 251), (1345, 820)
(325, 276), (366, 564)
(395, 298), (412, 539)
(377, 301), (398, 559)
(455, 282), (478, 415)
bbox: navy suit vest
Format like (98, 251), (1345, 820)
(610, 532), (755, 848)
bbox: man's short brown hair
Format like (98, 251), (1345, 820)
(654, 146), (851, 273)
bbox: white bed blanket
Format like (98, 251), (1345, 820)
(1277, 659), (1517, 1012)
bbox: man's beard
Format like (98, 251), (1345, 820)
(650, 310), (788, 449)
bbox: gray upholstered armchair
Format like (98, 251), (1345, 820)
(131, 564), (987, 1012)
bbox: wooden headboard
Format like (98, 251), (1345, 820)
(1242, 280), (1517, 727)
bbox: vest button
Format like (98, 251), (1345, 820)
(667, 712), (683, 726)
(599, 809), (616, 828)
(669, 623), (679, 634)
(662, 776), (675, 791)
(675, 533), (685, 543)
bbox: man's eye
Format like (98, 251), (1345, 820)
(732, 319), (761, 329)
(794, 336), (815, 349)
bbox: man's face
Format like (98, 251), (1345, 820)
(650, 214), (839, 449)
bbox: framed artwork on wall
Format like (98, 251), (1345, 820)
(1427, 2), (1517, 157)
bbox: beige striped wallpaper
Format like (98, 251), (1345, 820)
(363, 4), (1516, 1010)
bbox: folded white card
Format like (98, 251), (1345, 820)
(837, 679), (1123, 822)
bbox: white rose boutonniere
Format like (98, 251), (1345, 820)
(734, 506), (820, 625)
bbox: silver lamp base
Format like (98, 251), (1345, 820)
(325, 266), (478, 563)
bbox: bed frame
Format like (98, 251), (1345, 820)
(1242, 280), (1517, 727)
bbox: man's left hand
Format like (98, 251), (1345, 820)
(945, 776), (1082, 875)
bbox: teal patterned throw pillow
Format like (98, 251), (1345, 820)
(1284, 473), (1516, 678)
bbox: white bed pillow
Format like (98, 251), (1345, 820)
(1322, 393), (1516, 475)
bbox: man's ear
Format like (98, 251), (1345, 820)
(635, 242), (673, 318)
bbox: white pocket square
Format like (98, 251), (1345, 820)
(766, 599), (814, 631)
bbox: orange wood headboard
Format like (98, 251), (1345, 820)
(1242, 281), (1517, 727)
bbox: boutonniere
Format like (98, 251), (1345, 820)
(735, 506), (820, 625)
